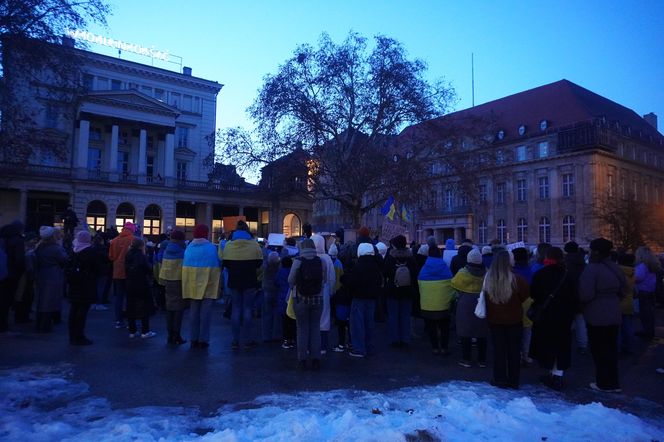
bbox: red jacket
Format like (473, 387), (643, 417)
(108, 228), (133, 279)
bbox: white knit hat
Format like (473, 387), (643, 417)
(357, 243), (375, 257)
(328, 243), (338, 257)
(467, 248), (483, 265)
(376, 242), (388, 257)
(417, 244), (429, 256)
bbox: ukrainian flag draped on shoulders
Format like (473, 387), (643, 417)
(219, 230), (263, 290)
(183, 239), (221, 300)
(159, 241), (185, 281)
(418, 256), (455, 315)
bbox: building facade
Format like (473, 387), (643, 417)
(0, 39), (311, 240)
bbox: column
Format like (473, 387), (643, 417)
(238, 206), (244, 216)
(164, 133), (175, 183)
(138, 129), (147, 184)
(108, 124), (119, 181)
(205, 203), (213, 230)
(18, 189), (27, 224)
(76, 119), (90, 178)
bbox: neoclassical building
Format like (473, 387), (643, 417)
(0, 38), (311, 240)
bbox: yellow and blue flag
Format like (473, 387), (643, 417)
(401, 205), (412, 223)
(381, 196), (396, 220)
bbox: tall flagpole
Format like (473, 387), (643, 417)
(472, 53), (475, 107)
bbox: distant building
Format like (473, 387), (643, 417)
(0, 38), (310, 240)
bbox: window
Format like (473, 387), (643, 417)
(538, 176), (549, 199)
(644, 183), (649, 203)
(607, 174), (615, 197)
(176, 161), (187, 181)
(539, 216), (551, 243)
(111, 79), (122, 90)
(146, 155), (155, 180)
(496, 219), (507, 244)
(182, 94), (192, 111)
(86, 200), (106, 232)
(460, 193), (468, 207)
(633, 179), (638, 200)
(620, 176), (626, 199)
(193, 97), (201, 113)
(170, 92), (180, 108)
(478, 221), (487, 245)
(154, 88), (165, 101)
(516, 179), (527, 202)
(563, 215), (575, 242)
(96, 77), (108, 89)
(128, 82), (138, 90)
(517, 217), (528, 242)
(143, 204), (161, 238)
(478, 184), (487, 202)
(115, 202), (135, 229)
(538, 141), (549, 158)
(177, 127), (189, 148)
(141, 85), (152, 95)
(516, 145), (526, 161)
(562, 173), (575, 197)
(445, 189), (454, 210)
(175, 202), (196, 239)
(655, 186), (660, 205)
(117, 151), (129, 175)
(87, 148), (102, 171)
(496, 183), (505, 204)
(496, 150), (505, 164)
(82, 74), (94, 90)
(89, 127), (102, 141)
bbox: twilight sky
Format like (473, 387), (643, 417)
(85, 0), (664, 134)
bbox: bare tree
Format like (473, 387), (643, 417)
(0, 0), (110, 162)
(214, 31), (457, 227)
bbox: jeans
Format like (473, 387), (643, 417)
(294, 299), (323, 361)
(587, 324), (620, 390)
(230, 287), (257, 344)
(572, 313), (588, 348)
(113, 279), (127, 323)
(350, 298), (376, 355)
(490, 323), (523, 388)
(387, 297), (412, 344)
(96, 275), (108, 304)
(128, 316), (150, 335)
(619, 314), (633, 352)
(521, 326), (532, 360)
(189, 298), (214, 343)
(637, 291), (655, 336)
(262, 288), (282, 341)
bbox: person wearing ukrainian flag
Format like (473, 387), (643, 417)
(159, 230), (187, 346)
(220, 220), (264, 350)
(418, 236), (455, 356)
(182, 224), (221, 349)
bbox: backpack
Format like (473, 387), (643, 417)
(296, 256), (323, 296)
(394, 261), (411, 288)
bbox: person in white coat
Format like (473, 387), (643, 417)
(311, 234), (336, 354)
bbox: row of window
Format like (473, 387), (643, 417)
(81, 73), (202, 113)
(87, 146), (189, 180)
(619, 143), (664, 169)
(476, 173), (575, 204)
(607, 173), (661, 203)
(514, 141), (550, 162)
(477, 216), (576, 245)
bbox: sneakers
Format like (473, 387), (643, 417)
(333, 345), (346, 352)
(458, 360), (472, 368)
(589, 382), (622, 393)
(128, 332), (139, 338)
(141, 331), (157, 339)
(281, 340), (295, 349)
(540, 374), (564, 391)
(348, 351), (365, 358)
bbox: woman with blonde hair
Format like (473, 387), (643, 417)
(484, 250), (530, 389)
(634, 246), (661, 341)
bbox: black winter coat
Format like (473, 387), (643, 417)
(341, 255), (383, 300)
(528, 264), (578, 370)
(125, 248), (153, 318)
(383, 248), (417, 298)
(67, 247), (100, 303)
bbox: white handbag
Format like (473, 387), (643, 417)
(474, 275), (487, 319)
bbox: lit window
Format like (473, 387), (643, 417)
(562, 173), (575, 197)
(516, 145), (526, 161)
(539, 217), (551, 243)
(517, 179), (527, 202)
(563, 215), (575, 242)
(538, 176), (549, 199)
(517, 218), (528, 242)
(496, 219), (507, 244)
(538, 142), (549, 158)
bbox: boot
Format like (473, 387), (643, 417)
(540, 374), (564, 391)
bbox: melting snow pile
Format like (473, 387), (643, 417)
(0, 365), (662, 441)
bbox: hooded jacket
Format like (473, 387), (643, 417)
(182, 239), (221, 300)
(108, 227), (134, 279)
(159, 240), (185, 281)
(220, 230), (263, 290)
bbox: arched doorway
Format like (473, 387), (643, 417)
(86, 200), (107, 232)
(282, 213), (301, 237)
(115, 202), (135, 229)
(143, 204), (162, 240)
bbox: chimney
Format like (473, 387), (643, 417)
(643, 112), (657, 130)
(62, 35), (75, 47)
(182, 66), (192, 76)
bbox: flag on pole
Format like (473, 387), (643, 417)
(381, 196), (396, 220)
(401, 205), (412, 223)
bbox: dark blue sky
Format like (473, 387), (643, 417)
(87, 0), (664, 133)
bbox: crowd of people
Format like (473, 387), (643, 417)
(1, 218), (662, 393)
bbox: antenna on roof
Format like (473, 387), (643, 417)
(471, 53), (475, 107)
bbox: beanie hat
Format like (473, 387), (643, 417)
(170, 230), (185, 241)
(39, 225), (55, 239)
(123, 222), (136, 233)
(390, 235), (407, 249)
(564, 241), (579, 253)
(481, 246), (492, 255)
(268, 251), (280, 264)
(512, 247), (529, 263)
(417, 244), (429, 256)
(376, 242), (388, 257)
(467, 248), (483, 265)
(300, 238), (316, 250)
(357, 226), (370, 237)
(445, 238), (456, 250)
(193, 224), (209, 239)
(590, 237), (613, 255)
(328, 243), (338, 257)
(357, 242), (375, 257)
